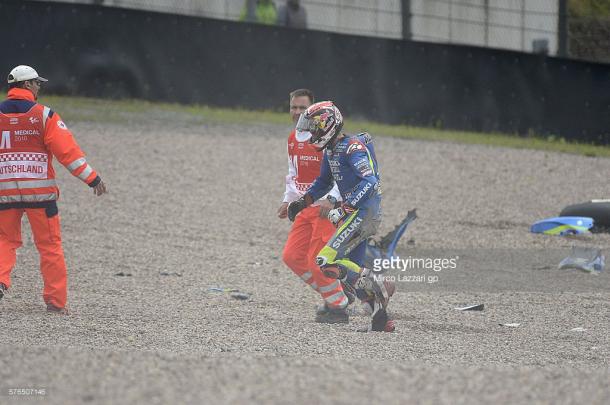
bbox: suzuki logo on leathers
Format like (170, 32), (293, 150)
(332, 217), (362, 249)
(351, 182), (372, 205)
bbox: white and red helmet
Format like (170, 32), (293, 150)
(296, 101), (343, 150)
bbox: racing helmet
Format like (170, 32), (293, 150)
(296, 101), (343, 150)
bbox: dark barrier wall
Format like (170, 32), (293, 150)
(2, 0), (609, 144)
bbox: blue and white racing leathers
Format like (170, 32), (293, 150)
(305, 133), (382, 283)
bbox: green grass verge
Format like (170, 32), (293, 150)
(41, 95), (610, 158)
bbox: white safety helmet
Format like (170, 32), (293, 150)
(7, 65), (48, 84)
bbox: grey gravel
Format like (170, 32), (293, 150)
(0, 113), (608, 405)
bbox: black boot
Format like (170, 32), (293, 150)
(370, 305), (389, 332)
(316, 302), (330, 316)
(315, 305), (349, 324)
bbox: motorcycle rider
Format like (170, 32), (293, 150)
(288, 101), (392, 332)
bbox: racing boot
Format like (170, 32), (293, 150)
(360, 299), (395, 332)
(357, 269), (396, 332)
(315, 304), (349, 324)
(357, 268), (391, 309)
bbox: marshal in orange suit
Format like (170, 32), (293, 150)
(277, 89), (350, 324)
(0, 65), (107, 313)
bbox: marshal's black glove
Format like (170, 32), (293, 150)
(288, 197), (308, 222)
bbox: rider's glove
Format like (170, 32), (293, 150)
(327, 203), (356, 225)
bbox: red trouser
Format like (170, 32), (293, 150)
(282, 205), (348, 308)
(0, 208), (67, 308)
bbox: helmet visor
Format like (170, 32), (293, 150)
(296, 113), (320, 134)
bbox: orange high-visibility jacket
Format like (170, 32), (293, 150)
(0, 88), (100, 207)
